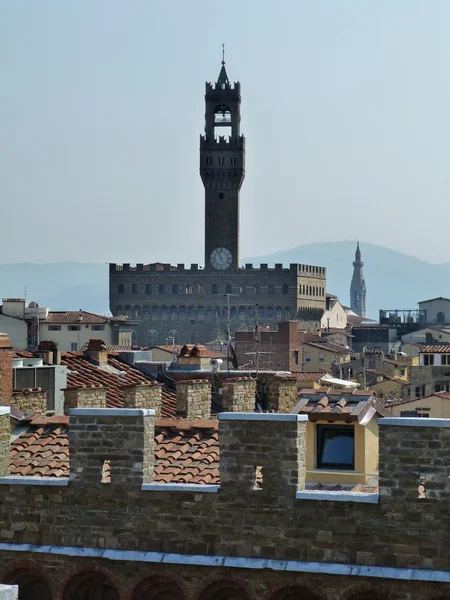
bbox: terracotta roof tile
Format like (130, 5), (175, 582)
(42, 311), (123, 325)
(421, 345), (450, 353)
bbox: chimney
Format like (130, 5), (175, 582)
(63, 385), (107, 414)
(84, 339), (109, 366)
(0, 406), (10, 477)
(222, 377), (256, 412)
(176, 379), (212, 420)
(268, 375), (299, 412)
(122, 382), (162, 417)
(0, 333), (13, 406)
(10, 388), (47, 415)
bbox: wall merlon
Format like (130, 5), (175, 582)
(63, 385), (107, 414)
(176, 380), (212, 421)
(122, 382), (162, 417)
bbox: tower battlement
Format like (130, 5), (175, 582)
(205, 80), (241, 96)
(200, 134), (245, 149)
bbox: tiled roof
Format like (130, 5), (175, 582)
(10, 417), (219, 483)
(303, 340), (351, 355)
(420, 345), (450, 353)
(42, 311), (123, 324)
(154, 344), (226, 359)
(13, 348), (34, 358)
(293, 395), (388, 422)
(385, 391), (450, 407)
(61, 352), (176, 417)
(293, 372), (329, 382)
(0, 333), (12, 349)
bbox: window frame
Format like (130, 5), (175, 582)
(316, 424), (355, 470)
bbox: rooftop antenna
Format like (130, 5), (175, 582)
(222, 43), (225, 65)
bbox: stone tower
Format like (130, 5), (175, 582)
(350, 242), (366, 318)
(200, 57), (245, 272)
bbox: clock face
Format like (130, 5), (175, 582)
(210, 247), (232, 270)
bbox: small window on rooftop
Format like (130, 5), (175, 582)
(317, 425), (354, 470)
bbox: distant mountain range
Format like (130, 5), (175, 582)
(0, 242), (448, 319)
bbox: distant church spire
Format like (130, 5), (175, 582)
(350, 242), (367, 318)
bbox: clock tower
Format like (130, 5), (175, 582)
(200, 53), (245, 272)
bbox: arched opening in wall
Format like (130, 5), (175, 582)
(285, 307), (291, 320)
(268, 586), (322, 600)
(225, 284), (233, 294)
(172, 284), (179, 295)
(258, 306), (265, 320)
(185, 284), (193, 295)
(62, 571), (120, 600)
(206, 307), (213, 320)
(117, 284), (125, 294)
(198, 580), (250, 600)
(143, 305), (150, 319)
(282, 283), (289, 295)
(268, 284), (275, 294)
(133, 305), (141, 319)
(239, 306), (247, 321)
(159, 284), (166, 295)
(131, 575), (186, 600)
(145, 284), (152, 295)
(161, 305), (169, 320)
(147, 330), (158, 347)
(437, 311), (445, 323)
(198, 306), (205, 320)
(3, 569), (52, 600)
(190, 332), (198, 344)
(132, 284), (138, 294)
(167, 330), (180, 345)
(124, 305), (132, 316)
(116, 306), (123, 316)
(152, 306), (160, 319)
(266, 306), (274, 319)
(170, 306), (178, 320)
(230, 307), (237, 320)
(276, 306), (283, 320)
(211, 284), (218, 295)
(344, 594), (386, 600)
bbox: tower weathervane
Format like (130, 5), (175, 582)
(222, 43), (225, 65)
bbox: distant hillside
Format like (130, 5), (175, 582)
(246, 242), (450, 319)
(1, 243), (449, 319)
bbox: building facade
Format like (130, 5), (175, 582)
(349, 242), (366, 318)
(109, 61), (326, 346)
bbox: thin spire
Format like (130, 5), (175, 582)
(217, 43), (229, 86)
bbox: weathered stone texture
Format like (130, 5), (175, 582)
(122, 382), (162, 417)
(0, 414), (9, 477)
(267, 375), (299, 412)
(176, 380), (212, 420)
(10, 389), (47, 415)
(63, 386), (106, 413)
(0, 348), (13, 406)
(221, 377), (256, 412)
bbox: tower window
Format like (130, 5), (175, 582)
(131, 284), (138, 294)
(117, 284), (125, 294)
(145, 284), (152, 295)
(219, 192), (224, 199)
(282, 283), (289, 295)
(211, 284), (218, 295)
(268, 284), (275, 294)
(159, 284), (166, 294)
(206, 157), (213, 165)
(185, 284), (193, 295)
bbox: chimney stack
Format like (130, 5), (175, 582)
(268, 375), (299, 412)
(176, 379), (212, 420)
(63, 385), (107, 414)
(10, 388), (47, 415)
(222, 377), (256, 412)
(0, 406), (10, 477)
(84, 339), (109, 366)
(0, 333), (13, 406)
(122, 382), (162, 417)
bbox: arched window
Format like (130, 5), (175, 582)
(198, 580), (251, 600)
(276, 306), (283, 320)
(230, 307), (237, 320)
(258, 306), (265, 320)
(167, 330), (179, 345)
(117, 284), (125, 294)
(185, 284), (193, 295)
(61, 571), (120, 600)
(206, 307), (213, 320)
(437, 311), (445, 323)
(266, 306), (274, 319)
(116, 306), (123, 316)
(159, 284), (166, 294)
(3, 568), (52, 600)
(124, 305), (132, 316)
(133, 305), (141, 319)
(198, 284), (204, 294)
(145, 284), (152, 295)
(282, 283), (289, 295)
(172, 284), (179, 295)
(151, 306), (160, 319)
(239, 306), (247, 320)
(198, 306), (205, 320)
(188, 306), (195, 319)
(131, 283), (138, 294)
(285, 307), (291, 320)
(170, 305), (178, 319)
(248, 306), (255, 320)
(225, 283), (233, 294)
(179, 305), (186, 320)
(268, 284), (275, 294)
(190, 332), (198, 344)
(147, 330), (158, 346)
(142, 305), (150, 318)
(214, 307), (221, 319)
(130, 574), (186, 600)
(161, 305), (168, 320)
(211, 284), (218, 295)
(122, 329), (137, 346)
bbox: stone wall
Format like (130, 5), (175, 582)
(176, 380), (212, 420)
(0, 415), (449, 598)
(63, 385), (107, 413)
(0, 410), (9, 477)
(221, 377), (256, 412)
(0, 345), (13, 406)
(10, 388), (47, 415)
(267, 375), (299, 412)
(123, 382), (162, 417)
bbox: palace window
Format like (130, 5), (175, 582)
(118, 284), (125, 294)
(211, 284), (218, 295)
(268, 284), (275, 294)
(159, 284), (166, 294)
(282, 283), (289, 295)
(225, 284), (233, 294)
(317, 425), (355, 470)
(172, 284), (179, 295)
(185, 284), (193, 295)
(145, 284), (152, 295)
(132, 284), (138, 294)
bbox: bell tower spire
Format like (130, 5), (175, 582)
(350, 242), (367, 318)
(200, 52), (245, 272)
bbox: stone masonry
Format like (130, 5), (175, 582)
(122, 382), (162, 417)
(221, 377), (256, 412)
(267, 375), (299, 412)
(175, 380), (212, 421)
(0, 410), (9, 477)
(63, 385), (107, 413)
(0, 336), (13, 406)
(0, 413), (450, 598)
(9, 389), (47, 415)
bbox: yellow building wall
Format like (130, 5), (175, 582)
(305, 419), (377, 486)
(391, 397), (450, 418)
(371, 379), (404, 397)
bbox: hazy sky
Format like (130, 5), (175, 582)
(2, 1), (450, 265)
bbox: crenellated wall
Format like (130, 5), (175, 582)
(0, 411), (449, 598)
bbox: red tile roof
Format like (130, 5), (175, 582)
(42, 311), (124, 325)
(10, 417), (219, 484)
(293, 372), (329, 382)
(420, 345), (450, 353)
(61, 352), (176, 417)
(13, 348), (34, 358)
